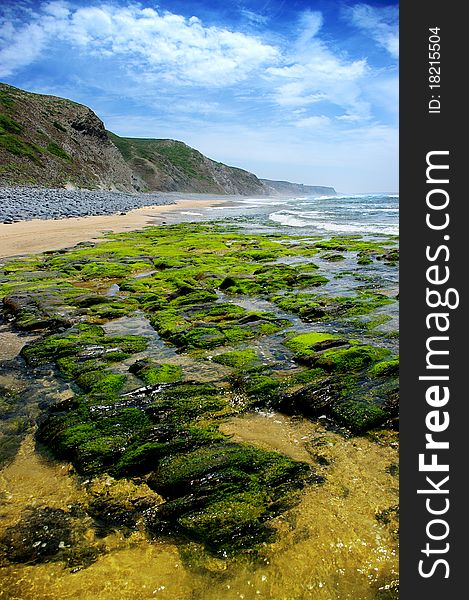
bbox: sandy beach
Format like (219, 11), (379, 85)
(0, 197), (223, 259)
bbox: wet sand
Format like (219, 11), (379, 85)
(0, 197), (223, 259)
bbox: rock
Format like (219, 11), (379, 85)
(0, 506), (99, 567)
(85, 476), (164, 527)
(3, 291), (76, 331)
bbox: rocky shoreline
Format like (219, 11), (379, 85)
(0, 221), (399, 597)
(0, 187), (178, 223)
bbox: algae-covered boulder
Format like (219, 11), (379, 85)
(129, 359), (183, 384)
(151, 302), (289, 350)
(3, 291), (77, 331)
(278, 341), (398, 433)
(85, 476), (164, 527)
(218, 264), (327, 296)
(146, 442), (315, 552)
(21, 325), (148, 397)
(211, 348), (261, 370)
(285, 332), (346, 362)
(313, 344), (391, 372)
(35, 374), (319, 555)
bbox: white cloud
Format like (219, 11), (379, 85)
(295, 115), (331, 128)
(0, 21), (48, 77)
(266, 11), (370, 121)
(42, 1), (70, 19)
(296, 10), (323, 49)
(0, 1), (279, 84)
(240, 9), (269, 25)
(345, 3), (399, 59)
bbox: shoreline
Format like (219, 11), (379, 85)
(0, 197), (225, 259)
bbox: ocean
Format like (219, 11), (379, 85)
(179, 192), (399, 236)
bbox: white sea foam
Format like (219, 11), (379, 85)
(347, 208), (399, 213)
(180, 211), (203, 216)
(315, 222), (399, 235)
(269, 210), (398, 235)
(268, 212), (310, 227)
(271, 209), (319, 220)
(237, 198), (289, 206)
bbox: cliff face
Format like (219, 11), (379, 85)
(0, 83), (142, 191)
(107, 133), (267, 196)
(261, 179), (336, 196)
(0, 83), (335, 196)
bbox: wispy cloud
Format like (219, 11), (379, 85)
(344, 3), (399, 59)
(295, 115), (331, 128)
(0, 1), (278, 84)
(267, 10), (370, 120)
(240, 8), (269, 25)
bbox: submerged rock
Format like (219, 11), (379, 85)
(0, 506), (101, 568)
(85, 476), (164, 527)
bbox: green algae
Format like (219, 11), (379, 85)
(369, 358), (399, 377)
(321, 252), (346, 262)
(151, 304), (288, 351)
(271, 290), (394, 326)
(21, 325), (148, 404)
(146, 382), (231, 424)
(36, 378), (315, 553)
(331, 400), (387, 432)
(21, 325), (147, 370)
(147, 441), (312, 552)
(285, 332), (340, 359)
(130, 360), (183, 384)
(313, 345), (391, 372)
(235, 371), (283, 404)
(75, 372), (127, 395)
(219, 265), (328, 296)
(1, 221), (398, 560)
(211, 348), (260, 370)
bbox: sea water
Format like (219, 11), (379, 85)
(202, 192), (399, 236)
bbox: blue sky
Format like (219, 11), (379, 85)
(0, 1), (398, 192)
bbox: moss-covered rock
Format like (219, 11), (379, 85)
(21, 326), (148, 396)
(151, 304), (289, 350)
(130, 359), (183, 384)
(330, 399), (387, 431)
(0, 506), (100, 568)
(368, 358), (399, 377)
(85, 476), (164, 527)
(313, 345), (391, 372)
(285, 332), (344, 361)
(146, 442), (314, 552)
(211, 348), (261, 370)
(3, 290), (77, 331)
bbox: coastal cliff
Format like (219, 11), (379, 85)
(261, 179), (336, 197)
(0, 83), (335, 196)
